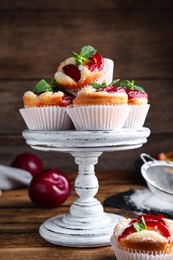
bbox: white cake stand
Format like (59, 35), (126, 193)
(22, 127), (150, 248)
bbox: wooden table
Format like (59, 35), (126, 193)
(0, 169), (147, 260)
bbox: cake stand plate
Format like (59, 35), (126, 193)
(22, 127), (150, 247)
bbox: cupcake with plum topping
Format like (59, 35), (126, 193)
(20, 79), (74, 130)
(110, 213), (173, 260)
(54, 45), (114, 95)
(66, 80), (131, 131)
(121, 80), (150, 128)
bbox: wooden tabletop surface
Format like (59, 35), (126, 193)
(0, 169), (148, 260)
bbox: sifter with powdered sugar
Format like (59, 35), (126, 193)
(140, 153), (173, 203)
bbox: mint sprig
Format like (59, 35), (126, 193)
(90, 81), (107, 90)
(72, 45), (97, 66)
(91, 79), (120, 90)
(133, 217), (147, 232)
(33, 79), (53, 94)
(120, 79), (145, 92)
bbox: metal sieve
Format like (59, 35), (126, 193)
(140, 153), (173, 203)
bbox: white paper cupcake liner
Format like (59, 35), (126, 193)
(19, 106), (73, 130)
(102, 58), (114, 84)
(66, 105), (131, 131)
(123, 104), (150, 128)
(110, 236), (173, 260)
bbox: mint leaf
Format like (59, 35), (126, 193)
(108, 79), (120, 86)
(72, 52), (89, 66)
(72, 45), (96, 66)
(91, 80), (107, 89)
(33, 79), (52, 94)
(91, 79), (120, 90)
(133, 217), (147, 232)
(120, 80), (131, 89)
(120, 79), (145, 92)
(80, 46), (96, 58)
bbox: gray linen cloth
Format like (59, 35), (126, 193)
(0, 164), (32, 192)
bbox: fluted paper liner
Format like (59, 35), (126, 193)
(123, 104), (150, 128)
(94, 58), (114, 86)
(66, 105), (131, 131)
(110, 236), (173, 260)
(102, 58), (114, 84)
(19, 106), (73, 130)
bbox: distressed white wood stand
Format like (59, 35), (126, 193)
(22, 127), (150, 247)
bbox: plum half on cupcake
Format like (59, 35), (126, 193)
(66, 80), (131, 130)
(121, 80), (150, 128)
(54, 45), (114, 95)
(111, 213), (173, 260)
(20, 79), (74, 130)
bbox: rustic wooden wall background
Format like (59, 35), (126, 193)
(0, 0), (173, 176)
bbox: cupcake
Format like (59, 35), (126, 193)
(110, 213), (173, 260)
(121, 80), (150, 128)
(54, 45), (113, 95)
(66, 80), (131, 131)
(20, 79), (74, 130)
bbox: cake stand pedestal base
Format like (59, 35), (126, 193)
(40, 151), (124, 247)
(40, 213), (122, 247)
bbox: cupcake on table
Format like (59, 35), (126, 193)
(66, 80), (131, 131)
(110, 213), (173, 260)
(121, 79), (150, 128)
(20, 79), (74, 130)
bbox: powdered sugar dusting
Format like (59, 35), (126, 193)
(128, 189), (173, 213)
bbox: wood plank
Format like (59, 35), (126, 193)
(0, 10), (172, 79)
(0, 247), (115, 260)
(0, 0), (173, 10)
(0, 223), (40, 233)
